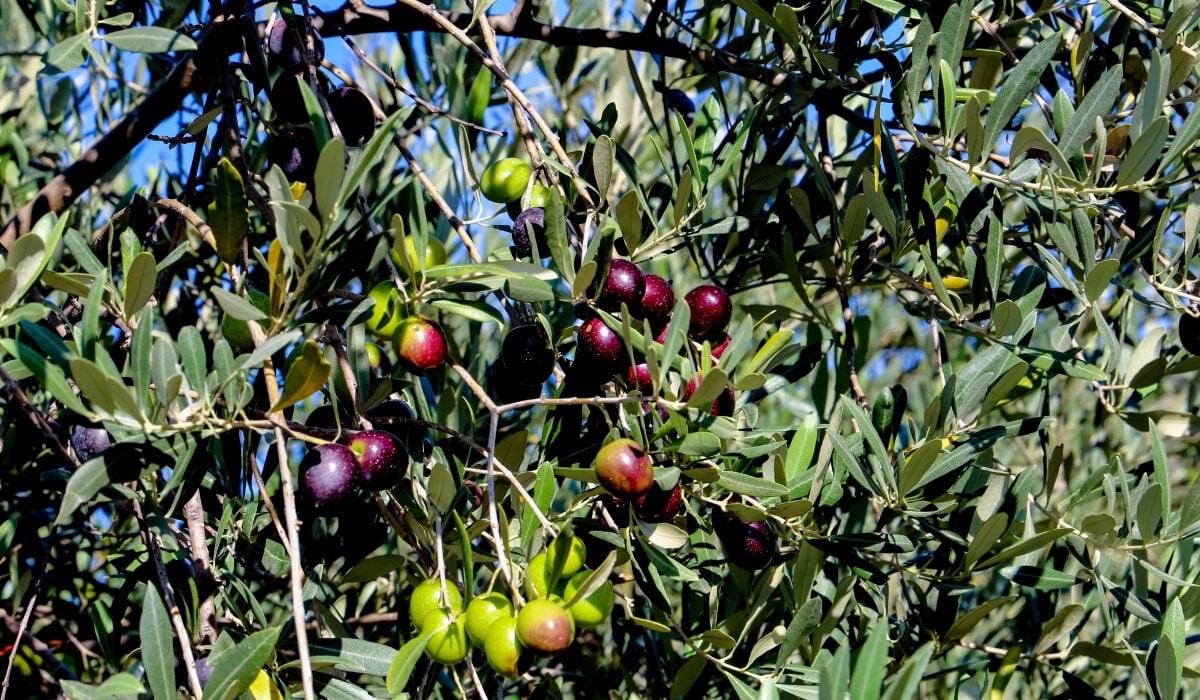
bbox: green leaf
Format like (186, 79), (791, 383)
(1116, 115), (1168, 186)
(850, 617), (890, 700)
(593, 135), (615, 202)
(881, 642), (933, 700)
(976, 527), (1071, 569)
(944, 596), (1020, 641)
(123, 251), (157, 317)
(546, 187), (574, 286)
(785, 413), (818, 498)
(315, 137), (346, 220)
(717, 470), (789, 498)
(270, 340), (331, 412)
(70, 357), (142, 420)
(428, 298), (504, 325)
(202, 627), (280, 700)
(55, 458), (112, 526)
(679, 431), (721, 456)
(504, 273), (555, 302)
(141, 586), (175, 700)
(965, 512), (1009, 570)
(103, 26), (197, 53)
(979, 33), (1059, 163)
(211, 286), (268, 321)
(686, 367), (729, 410)
(308, 638), (399, 677)
(999, 565), (1084, 590)
(616, 191), (642, 254)
(208, 158), (248, 263)
(1060, 67), (1121, 155)
(386, 632), (433, 694)
(1034, 603), (1084, 654)
(61, 673), (145, 699)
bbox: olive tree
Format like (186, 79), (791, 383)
(1, 0), (1199, 697)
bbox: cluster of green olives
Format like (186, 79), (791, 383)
(407, 536), (614, 677)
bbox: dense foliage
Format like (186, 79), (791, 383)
(2, 0), (1200, 697)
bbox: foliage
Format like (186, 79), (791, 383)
(2, 0), (1200, 698)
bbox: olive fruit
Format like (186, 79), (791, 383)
(595, 259), (645, 314)
(545, 535), (587, 577)
(70, 425), (112, 462)
(421, 609), (470, 665)
(524, 553), (563, 599)
(327, 86), (376, 146)
(391, 236), (447, 274)
(269, 127), (318, 184)
(594, 438), (654, 499)
(632, 482), (684, 523)
(220, 289), (271, 351)
(365, 282), (405, 341)
(346, 430), (405, 490)
(483, 615), (525, 677)
(488, 360), (543, 404)
(269, 71), (308, 124)
(575, 317), (627, 377)
(713, 509), (775, 571)
(640, 273), (675, 327)
(516, 599), (574, 655)
(393, 316), (448, 375)
(1180, 313), (1200, 355)
(625, 363), (654, 392)
(298, 444), (362, 514)
(266, 15), (324, 71)
(709, 332), (732, 359)
(465, 592), (515, 646)
(480, 158), (532, 203)
(684, 374), (736, 417)
(511, 207), (548, 259)
(684, 284), (732, 340)
(501, 323), (555, 385)
(409, 578), (463, 630)
(562, 572), (615, 628)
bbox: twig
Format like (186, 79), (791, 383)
(244, 317), (315, 700)
(132, 499), (204, 697)
(183, 492), (219, 645)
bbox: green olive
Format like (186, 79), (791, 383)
(480, 158), (532, 204)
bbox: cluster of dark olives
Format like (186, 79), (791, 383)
(263, 14), (378, 186)
(298, 428), (407, 514)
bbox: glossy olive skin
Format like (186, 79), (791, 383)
(511, 207), (548, 259)
(269, 127), (318, 184)
(1181, 313), (1200, 355)
(595, 260), (645, 314)
(394, 317), (448, 375)
(575, 318), (627, 377)
(516, 598), (574, 655)
(299, 444), (362, 514)
(633, 482), (684, 523)
(712, 509), (775, 570)
(327, 87), (376, 146)
(501, 323), (555, 385)
(483, 616), (525, 677)
(266, 16), (324, 71)
(594, 438), (654, 499)
(640, 273), (675, 327)
(347, 430), (406, 490)
(684, 284), (732, 340)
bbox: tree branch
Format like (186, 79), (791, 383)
(1, 7), (787, 253)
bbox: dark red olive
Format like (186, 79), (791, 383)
(596, 260), (645, 314)
(684, 285), (732, 340)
